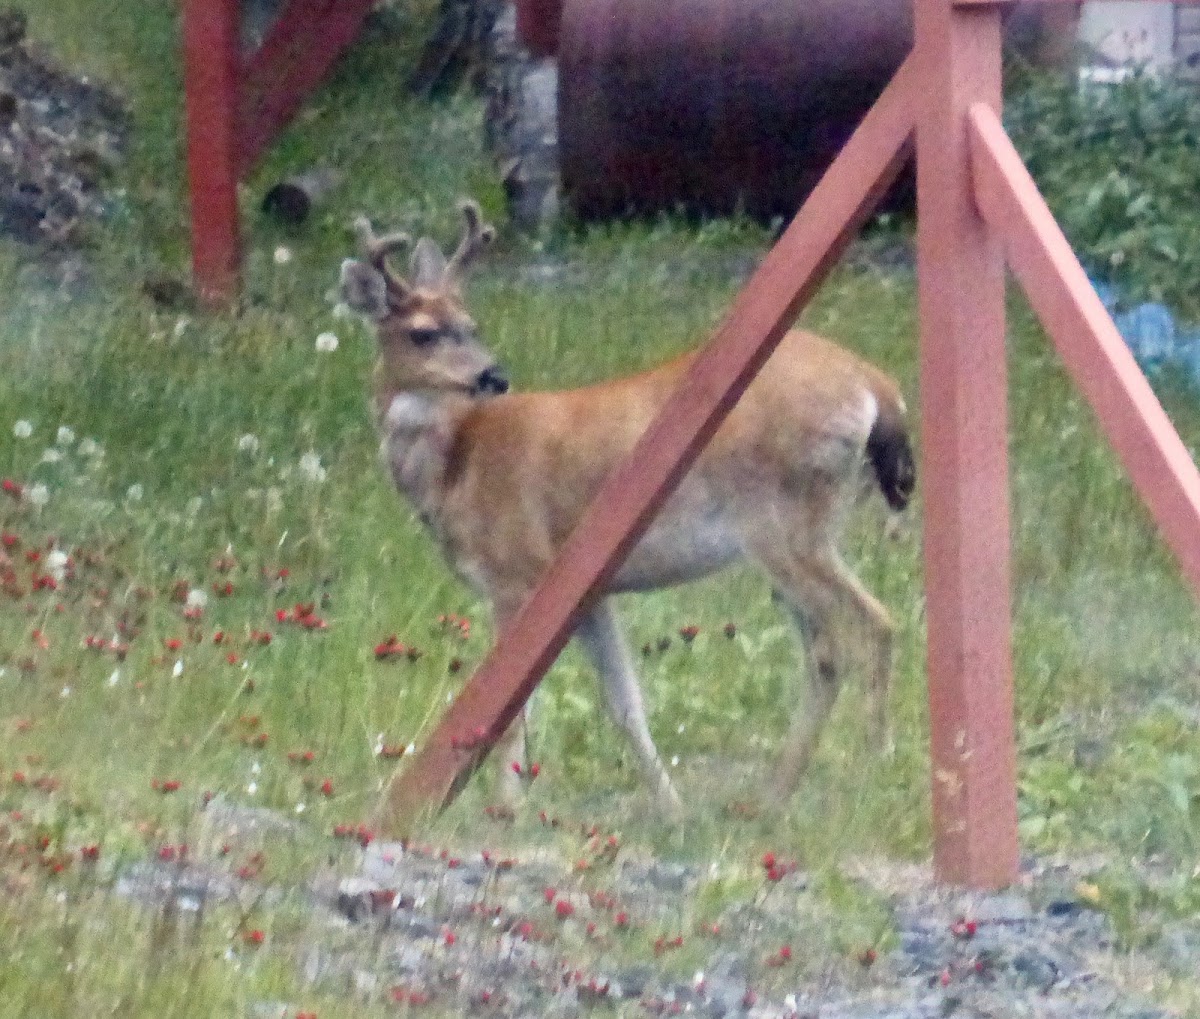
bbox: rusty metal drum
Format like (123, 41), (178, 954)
(556, 0), (1079, 221)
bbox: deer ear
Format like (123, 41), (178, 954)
(409, 238), (448, 288)
(339, 259), (389, 320)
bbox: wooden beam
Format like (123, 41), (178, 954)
(915, 0), (1018, 889)
(183, 0), (242, 305)
(375, 55), (921, 834)
(969, 102), (1200, 597)
(239, 0), (376, 173)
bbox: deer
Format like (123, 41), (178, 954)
(339, 200), (915, 814)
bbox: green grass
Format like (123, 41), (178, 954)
(3, 1), (1200, 1015)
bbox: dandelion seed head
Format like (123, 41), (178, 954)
(237, 433), (260, 455)
(298, 452), (326, 483)
(27, 483), (49, 508)
(315, 331), (339, 353)
(273, 245), (293, 265)
(13, 419), (32, 439)
(185, 588), (208, 609)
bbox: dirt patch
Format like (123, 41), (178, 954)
(106, 799), (1187, 1018)
(0, 7), (129, 252)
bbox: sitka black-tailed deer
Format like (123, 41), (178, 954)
(340, 201), (915, 813)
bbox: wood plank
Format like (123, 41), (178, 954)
(969, 102), (1200, 597)
(239, 0), (375, 173)
(183, 0), (242, 304)
(375, 55), (921, 834)
(915, 0), (1018, 890)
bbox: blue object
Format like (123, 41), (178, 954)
(1113, 302), (1177, 368)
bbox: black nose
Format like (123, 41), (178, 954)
(475, 367), (509, 395)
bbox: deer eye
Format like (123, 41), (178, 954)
(408, 327), (441, 347)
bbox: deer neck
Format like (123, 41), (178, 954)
(374, 380), (471, 528)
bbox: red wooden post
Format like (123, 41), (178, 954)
(968, 103), (1200, 597)
(915, 0), (1018, 888)
(183, 0), (242, 306)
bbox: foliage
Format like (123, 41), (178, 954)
(1005, 65), (1200, 320)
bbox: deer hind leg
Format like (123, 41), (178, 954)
(758, 549), (895, 802)
(574, 598), (683, 817)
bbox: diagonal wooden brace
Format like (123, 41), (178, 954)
(968, 103), (1200, 596)
(374, 54), (921, 834)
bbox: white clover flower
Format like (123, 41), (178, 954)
(670, 754), (680, 767)
(172, 659), (184, 678)
(298, 452), (326, 483)
(27, 483), (49, 508)
(40, 448), (63, 465)
(237, 433), (260, 455)
(273, 245), (293, 265)
(185, 588), (208, 610)
(78, 437), (101, 458)
(295, 802), (306, 814)
(331, 302), (353, 321)
(46, 549), (69, 584)
(251, 760), (262, 776)
(13, 420), (32, 439)
(404, 742), (416, 756)
(107, 669), (121, 687)
(56, 426), (75, 446)
(173, 317), (191, 339)
(126, 483), (144, 502)
(315, 331), (339, 353)
(247, 781), (258, 796)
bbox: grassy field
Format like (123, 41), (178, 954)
(3, 2), (1200, 1016)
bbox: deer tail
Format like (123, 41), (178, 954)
(866, 389), (916, 511)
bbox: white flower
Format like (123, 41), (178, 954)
(78, 438), (102, 458)
(40, 448), (63, 464)
(13, 420), (32, 439)
(295, 802), (306, 814)
(273, 246), (293, 265)
(404, 742), (416, 756)
(46, 549), (69, 583)
(251, 760), (262, 776)
(27, 483), (49, 508)
(670, 754), (680, 767)
(185, 588), (208, 610)
(332, 302), (353, 320)
(186, 497), (203, 517)
(173, 317), (191, 339)
(172, 659), (184, 678)
(315, 331), (339, 353)
(247, 781), (258, 795)
(60, 686), (71, 698)
(56, 426), (75, 446)
(237, 433), (260, 454)
(107, 669), (121, 687)
(126, 483), (144, 502)
(298, 452), (326, 483)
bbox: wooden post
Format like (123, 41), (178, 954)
(915, 0), (1018, 888)
(182, 0), (242, 306)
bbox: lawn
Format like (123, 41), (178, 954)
(2, 2), (1200, 1016)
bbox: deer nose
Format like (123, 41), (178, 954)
(475, 366), (509, 395)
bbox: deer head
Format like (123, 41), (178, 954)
(340, 200), (508, 403)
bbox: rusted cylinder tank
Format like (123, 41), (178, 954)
(557, 0), (1079, 222)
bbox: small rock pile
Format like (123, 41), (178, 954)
(0, 7), (129, 249)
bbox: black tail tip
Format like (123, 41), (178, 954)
(867, 418), (916, 511)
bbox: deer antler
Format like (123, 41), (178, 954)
(353, 216), (413, 297)
(443, 199), (496, 286)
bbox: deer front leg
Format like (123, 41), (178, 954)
(488, 598), (530, 810)
(574, 599), (683, 818)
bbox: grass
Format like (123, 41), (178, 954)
(2, 1), (1200, 1015)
